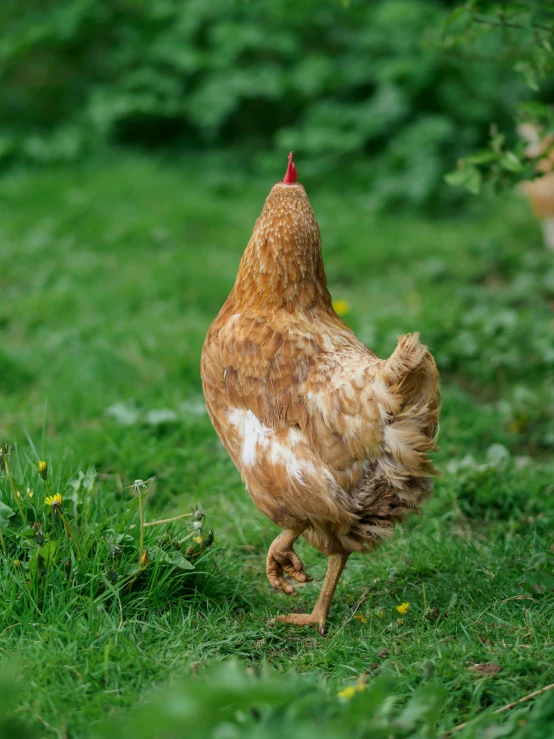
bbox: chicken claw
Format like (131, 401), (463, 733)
(269, 553), (349, 636)
(266, 530), (312, 597)
(269, 613), (327, 636)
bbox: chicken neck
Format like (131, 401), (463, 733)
(232, 183), (333, 311)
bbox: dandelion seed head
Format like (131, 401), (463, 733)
(0, 442), (14, 458)
(130, 477), (155, 495)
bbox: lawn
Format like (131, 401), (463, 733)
(0, 155), (553, 738)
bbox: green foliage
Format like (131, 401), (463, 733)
(0, 0), (534, 208)
(94, 661), (445, 739)
(442, 1), (554, 92)
(443, 2), (554, 192)
(0, 445), (214, 621)
(92, 662), (554, 739)
(3, 660), (554, 738)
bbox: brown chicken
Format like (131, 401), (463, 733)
(201, 154), (440, 635)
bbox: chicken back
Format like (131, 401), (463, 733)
(201, 161), (440, 559)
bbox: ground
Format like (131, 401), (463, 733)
(0, 155), (553, 738)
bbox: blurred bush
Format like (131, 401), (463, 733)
(0, 0), (532, 207)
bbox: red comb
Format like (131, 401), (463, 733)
(283, 151), (298, 184)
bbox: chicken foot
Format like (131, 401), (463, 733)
(266, 529), (312, 596)
(270, 552), (349, 636)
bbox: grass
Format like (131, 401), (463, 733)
(0, 154), (553, 738)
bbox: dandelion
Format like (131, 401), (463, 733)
(354, 613), (367, 623)
(45, 493), (63, 508)
(338, 683), (366, 700)
(193, 535), (204, 545)
(0, 441), (14, 467)
(37, 460), (48, 480)
(332, 299), (351, 317)
(45, 494), (84, 564)
(192, 507), (204, 531)
(128, 477), (155, 496)
(396, 602), (410, 615)
(126, 477), (155, 565)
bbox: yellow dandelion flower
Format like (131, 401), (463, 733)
(338, 685), (357, 699)
(338, 683), (366, 700)
(396, 602), (410, 615)
(332, 299), (351, 317)
(45, 493), (63, 508)
(37, 461), (48, 479)
(354, 613), (366, 623)
(193, 535), (204, 545)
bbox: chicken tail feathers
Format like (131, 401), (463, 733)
(376, 331), (441, 477)
(382, 333), (439, 426)
(382, 332), (427, 387)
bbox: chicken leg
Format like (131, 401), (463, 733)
(266, 529), (312, 596)
(269, 552), (349, 636)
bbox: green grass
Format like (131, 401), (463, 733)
(0, 154), (553, 738)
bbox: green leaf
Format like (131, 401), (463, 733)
(393, 684), (445, 730)
(166, 551), (195, 570)
(491, 132), (506, 153)
(515, 63), (540, 91)
(442, 6), (471, 34)
(82, 465), (96, 494)
(466, 149), (498, 165)
(0, 501), (15, 532)
(517, 101), (551, 120)
(18, 527), (37, 539)
(444, 165), (481, 194)
(149, 546), (195, 571)
(39, 539), (59, 565)
(499, 151), (523, 172)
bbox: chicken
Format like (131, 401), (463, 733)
(201, 153), (440, 635)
